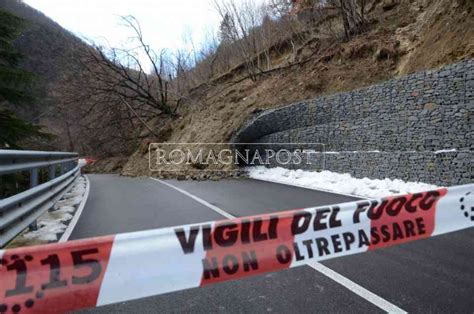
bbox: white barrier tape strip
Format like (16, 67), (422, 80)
(0, 184), (472, 313)
(152, 178), (405, 313)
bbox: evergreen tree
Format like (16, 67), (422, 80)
(0, 109), (46, 147)
(218, 13), (235, 44)
(0, 8), (49, 149)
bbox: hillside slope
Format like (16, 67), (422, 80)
(0, 0), (93, 151)
(121, 0), (474, 178)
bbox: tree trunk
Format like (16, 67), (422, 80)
(64, 119), (74, 152)
(340, 0), (364, 39)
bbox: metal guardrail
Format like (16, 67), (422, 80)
(0, 150), (80, 247)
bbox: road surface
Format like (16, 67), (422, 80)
(72, 174), (474, 313)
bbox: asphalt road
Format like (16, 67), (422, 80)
(72, 174), (474, 313)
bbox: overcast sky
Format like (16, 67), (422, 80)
(23, 0), (224, 53)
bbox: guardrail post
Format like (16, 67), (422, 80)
(29, 220), (38, 231)
(30, 168), (38, 188)
(48, 164), (57, 214)
(49, 165), (56, 180)
(29, 168), (39, 231)
(322, 143), (326, 171)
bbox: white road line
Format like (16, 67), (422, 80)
(60, 175), (91, 242)
(150, 178), (234, 219)
(150, 177), (406, 313)
(307, 262), (406, 313)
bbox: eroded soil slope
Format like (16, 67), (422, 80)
(120, 0), (473, 178)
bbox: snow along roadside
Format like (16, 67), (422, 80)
(59, 175), (90, 242)
(247, 166), (438, 199)
(6, 175), (90, 248)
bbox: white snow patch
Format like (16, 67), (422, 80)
(21, 210), (73, 242)
(56, 206), (76, 214)
(247, 166), (438, 198)
(434, 149), (457, 154)
(56, 196), (82, 207)
(11, 176), (88, 246)
(22, 219), (68, 242)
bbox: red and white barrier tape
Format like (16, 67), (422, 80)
(1, 184), (473, 313)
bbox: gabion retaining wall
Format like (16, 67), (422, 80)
(234, 60), (473, 186)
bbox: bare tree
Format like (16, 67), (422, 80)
(214, 0), (264, 81)
(218, 13), (235, 44)
(339, 0), (364, 39)
(269, 0), (294, 17)
(81, 16), (180, 119)
(52, 66), (148, 156)
(359, 0), (366, 21)
(50, 16), (192, 157)
(177, 28), (221, 87)
(198, 30), (221, 80)
(257, 14), (274, 70)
